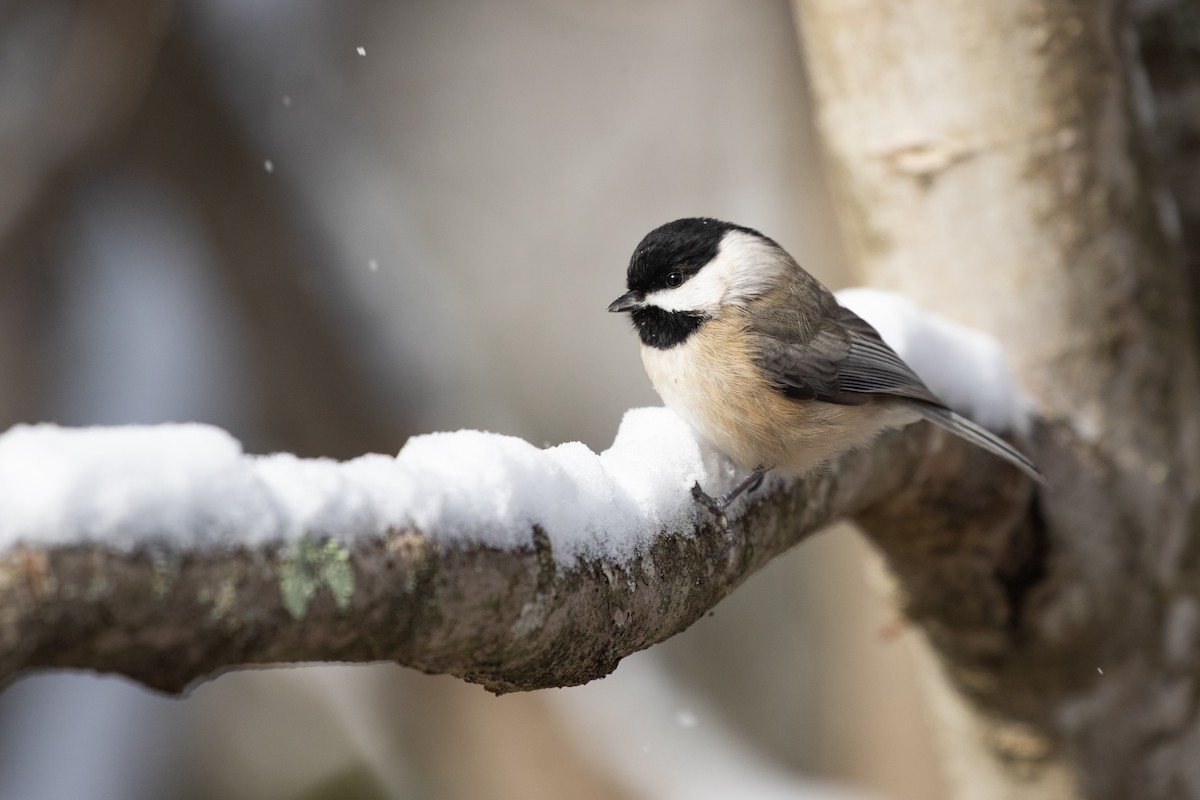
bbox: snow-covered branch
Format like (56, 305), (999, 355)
(0, 292), (1039, 694)
(0, 414), (1033, 695)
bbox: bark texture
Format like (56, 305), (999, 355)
(1134, 0), (1200, 343)
(0, 423), (1026, 696)
(794, 2), (1200, 798)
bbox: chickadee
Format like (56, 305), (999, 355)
(608, 217), (1043, 532)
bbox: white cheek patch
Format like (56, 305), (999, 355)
(644, 230), (784, 314)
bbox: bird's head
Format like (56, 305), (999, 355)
(608, 217), (787, 348)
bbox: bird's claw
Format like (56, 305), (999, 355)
(691, 468), (767, 559)
(692, 481), (736, 558)
(691, 481), (722, 514)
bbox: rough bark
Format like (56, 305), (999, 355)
(0, 423), (1029, 696)
(1133, 0), (1200, 341)
(794, 2), (1200, 798)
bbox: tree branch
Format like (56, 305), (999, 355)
(794, 1), (1200, 796)
(0, 421), (1031, 695)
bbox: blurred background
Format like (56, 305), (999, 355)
(0, 1), (945, 798)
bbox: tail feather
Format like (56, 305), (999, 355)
(913, 404), (1046, 485)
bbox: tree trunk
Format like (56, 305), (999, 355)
(794, 2), (1200, 798)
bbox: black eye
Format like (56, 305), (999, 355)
(665, 271), (684, 288)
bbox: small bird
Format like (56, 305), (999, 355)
(608, 217), (1043, 535)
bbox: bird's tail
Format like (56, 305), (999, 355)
(912, 403), (1046, 485)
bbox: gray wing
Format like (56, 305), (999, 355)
(750, 303), (944, 407)
(750, 302), (1047, 484)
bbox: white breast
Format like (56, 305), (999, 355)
(638, 322), (774, 469)
(640, 339), (714, 438)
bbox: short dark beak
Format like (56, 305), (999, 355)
(607, 290), (643, 313)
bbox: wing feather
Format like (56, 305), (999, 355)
(748, 298), (1046, 483)
(750, 303), (942, 406)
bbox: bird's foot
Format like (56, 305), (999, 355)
(691, 468), (767, 558)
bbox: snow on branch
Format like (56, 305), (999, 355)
(0, 291), (1038, 694)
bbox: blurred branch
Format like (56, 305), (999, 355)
(0, 1), (172, 430)
(0, 0), (171, 246)
(126, 29), (418, 458)
(0, 13), (417, 457)
(0, 421), (1033, 695)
